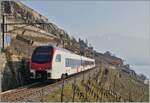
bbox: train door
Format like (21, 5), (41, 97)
(54, 54), (62, 78)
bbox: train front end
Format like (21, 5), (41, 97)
(30, 46), (54, 79)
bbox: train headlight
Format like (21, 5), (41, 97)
(30, 72), (34, 77)
(47, 73), (51, 78)
(30, 70), (35, 78)
(46, 70), (51, 79)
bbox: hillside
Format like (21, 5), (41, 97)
(40, 64), (149, 102)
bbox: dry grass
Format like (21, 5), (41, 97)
(41, 65), (149, 102)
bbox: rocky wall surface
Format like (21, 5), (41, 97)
(1, 51), (30, 92)
(0, 53), (7, 74)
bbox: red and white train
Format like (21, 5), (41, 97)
(30, 45), (95, 79)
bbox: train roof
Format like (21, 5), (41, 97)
(35, 45), (73, 53)
(36, 45), (94, 60)
(54, 46), (72, 53)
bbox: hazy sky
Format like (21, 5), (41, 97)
(22, 1), (150, 78)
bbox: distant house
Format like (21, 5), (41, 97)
(110, 59), (123, 66)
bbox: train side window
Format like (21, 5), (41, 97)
(65, 58), (69, 67)
(56, 54), (61, 62)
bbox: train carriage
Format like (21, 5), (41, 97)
(30, 45), (95, 79)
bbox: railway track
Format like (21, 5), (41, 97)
(1, 66), (99, 102)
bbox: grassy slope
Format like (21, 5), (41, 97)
(40, 65), (149, 102)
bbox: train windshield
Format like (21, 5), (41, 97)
(32, 46), (53, 63)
